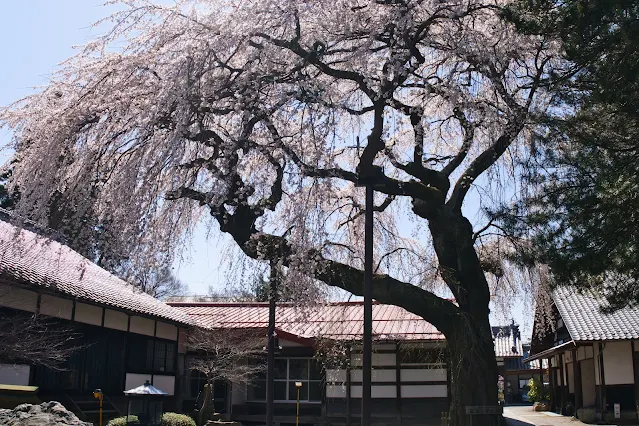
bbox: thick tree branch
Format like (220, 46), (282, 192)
(220, 222), (460, 335)
(447, 119), (524, 212)
(441, 107), (475, 176)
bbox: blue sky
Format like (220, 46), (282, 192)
(0, 0), (230, 295)
(0, 1), (532, 338)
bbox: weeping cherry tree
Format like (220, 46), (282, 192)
(0, 0), (564, 424)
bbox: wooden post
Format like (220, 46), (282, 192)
(395, 342), (402, 423)
(573, 349), (582, 414)
(346, 345), (352, 426)
(631, 341), (639, 419)
(558, 353), (566, 414)
(548, 358), (556, 412)
(599, 342), (607, 415)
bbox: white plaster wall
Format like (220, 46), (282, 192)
(130, 316), (155, 336)
(152, 375), (175, 395)
(400, 368), (447, 382)
(104, 309), (128, 331)
(74, 302), (103, 326)
(401, 384), (447, 398)
(125, 373), (152, 390)
(155, 322), (177, 341)
(326, 384), (347, 398)
(373, 353), (396, 366)
(39, 295), (73, 320)
(326, 369), (347, 383)
(351, 369), (395, 383)
(603, 341), (634, 385)
(0, 285), (37, 312)
(350, 385), (397, 398)
(351, 352), (396, 367)
(0, 364), (30, 386)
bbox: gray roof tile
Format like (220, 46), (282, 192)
(553, 286), (639, 341)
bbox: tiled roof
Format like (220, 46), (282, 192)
(493, 335), (524, 358)
(553, 286), (639, 341)
(0, 219), (192, 325)
(492, 325), (524, 358)
(168, 301), (445, 341)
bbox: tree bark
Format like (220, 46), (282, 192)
(425, 212), (506, 426)
(447, 315), (505, 426)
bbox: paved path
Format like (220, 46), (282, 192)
(504, 406), (587, 426)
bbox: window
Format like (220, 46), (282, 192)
(127, 336), (176, 374)
(247, 358), (322, 402)
(190, 370), (208, 399)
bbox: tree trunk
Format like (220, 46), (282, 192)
(425, 212), (506, 426)
(446, 315), (506, 426)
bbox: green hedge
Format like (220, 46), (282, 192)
(106, 416), (138, 426)
(106, 413), (195, 426)
(161, 412), (196, 426)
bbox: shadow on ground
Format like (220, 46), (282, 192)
(504, 418), (534, 426)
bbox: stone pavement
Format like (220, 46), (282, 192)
(504, 406), (588, 426)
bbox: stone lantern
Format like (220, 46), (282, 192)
(124, 380), (167, 426)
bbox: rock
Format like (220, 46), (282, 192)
(0, 401), (91, 426)
(577, 407), (596, 423)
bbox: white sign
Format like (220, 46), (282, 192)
(614, 403), (621, 419)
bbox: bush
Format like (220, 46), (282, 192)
(107, 416), (139, 426)
(106, 412), (194, 426)
(162, 412), (196, 426)
(527, 377), (550, 403)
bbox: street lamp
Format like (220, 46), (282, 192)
(295, 382), (303, 426)
(266, 261), (279, 426)
(356, 163), (380, 426)
(92, 389), (103, 426)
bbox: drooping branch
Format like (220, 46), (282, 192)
(187, 327), (265, 385)
(0, 310), (82, 369)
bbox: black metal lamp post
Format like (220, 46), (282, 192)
(361, 183), (373, 426)
(266, 261), (279, 426)
(356, 163), (379, 426)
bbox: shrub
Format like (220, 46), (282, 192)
(527, 377), (550, 403)
(162, 412), (196, 426)
(106, 415), (139, 426)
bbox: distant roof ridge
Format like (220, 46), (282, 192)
(166, 299), (385, 307)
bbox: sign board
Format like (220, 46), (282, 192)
(465, 406), (502, 415)
(614, 403), (621, 419)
